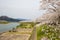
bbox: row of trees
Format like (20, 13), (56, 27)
(38, 0), (60, 25)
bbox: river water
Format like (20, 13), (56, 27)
(0, 22), (19, 33)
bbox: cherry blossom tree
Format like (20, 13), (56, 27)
(40, 0), (60, 13)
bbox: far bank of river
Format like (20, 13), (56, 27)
(0, 22), (19, 33)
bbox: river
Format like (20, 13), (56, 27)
(0, 22), (19, 33)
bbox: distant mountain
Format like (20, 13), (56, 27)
(17, 18), (27, 21)
(0, 16), (26, 22)
(17, 18), (31, 21)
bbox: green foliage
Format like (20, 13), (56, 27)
(16, 22), (36, 28)
(0, 21), (9, 24)
(37, 24), (60, 40)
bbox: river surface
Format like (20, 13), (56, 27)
(0, 22), (19, 33)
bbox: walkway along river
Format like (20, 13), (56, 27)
(29, 26), (37, 40)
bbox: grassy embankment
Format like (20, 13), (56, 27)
(0, 21), (9, 24)
(15, 22), (36, 34)
(16, 22), (36, 28)
(37, 24), (60, 40)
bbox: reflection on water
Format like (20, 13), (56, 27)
(0, 22), (19, 32)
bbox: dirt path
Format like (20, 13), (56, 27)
(0, 34), (30, 40)
(0, 28), (33, 40)
(29, 27), (37, 40)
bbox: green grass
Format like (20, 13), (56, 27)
(0, 21), (9, 24)
(16, 22), (36, 28)
(37, 24), (60, 40)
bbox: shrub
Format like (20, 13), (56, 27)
(37, 24), (60, 40)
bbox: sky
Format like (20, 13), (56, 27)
(0, 0), (45, 19)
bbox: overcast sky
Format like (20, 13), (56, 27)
(0, 0), (44, 19)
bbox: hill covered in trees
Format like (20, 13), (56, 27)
(0, 16), (26, 22)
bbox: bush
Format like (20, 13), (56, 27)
(37, 24), (60, 40)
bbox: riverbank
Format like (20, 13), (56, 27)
(0, 22), (9, 24)
(0, 28), (33, 40)
(0, 22), (35, 40)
